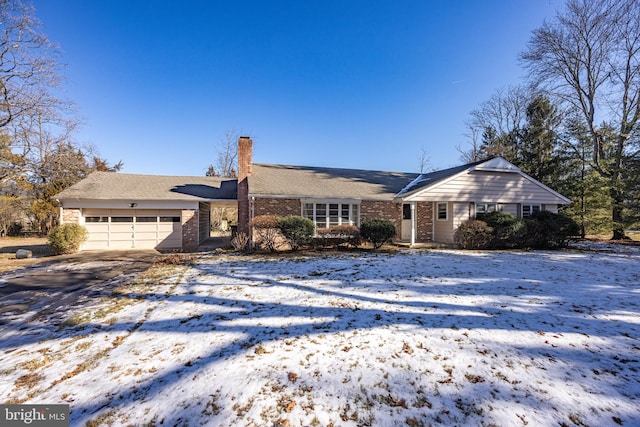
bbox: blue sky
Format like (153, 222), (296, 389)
(33, 1), (562, 176)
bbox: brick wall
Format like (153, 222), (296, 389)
(416, 202), (433, 242)
(61, 208), (81, 224)
(253, 197), (300, 217)
(360, 200), (402, 240)
(181, 209), (198, 251)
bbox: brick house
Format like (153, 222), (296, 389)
(236, 137), (571, 246)
(56, 136), (571, 250)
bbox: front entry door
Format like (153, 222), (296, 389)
(401, 203), (412, 241)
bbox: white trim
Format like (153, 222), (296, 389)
(59, 199), (200, 210)
(410, 202), (416, 246)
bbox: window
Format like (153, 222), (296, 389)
(135, 216), (157, 223)
(85, 216), (108, 223)
(437, 203), (448, 221)
(476, 203), (497, 215)
(111, 217), (133, 223)
(329, 204), (339, 226)
(522, 205), (541, 218)
(160, 216), (181, 223)
(402, 204), (412, 220)
(302, 201), (360, 229)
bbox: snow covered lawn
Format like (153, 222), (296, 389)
(1, 246), (639, 426)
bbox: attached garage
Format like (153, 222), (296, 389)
(83, 209), (182, 250)
(55, 173), (238, 251)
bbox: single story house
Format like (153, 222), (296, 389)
(56, 136), (571, 250)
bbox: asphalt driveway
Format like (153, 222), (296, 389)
(0, 250), (159, 325)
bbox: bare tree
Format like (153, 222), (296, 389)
(521, 0), (640, 239)
(465, 85), (532, 161)
(207, 129), (239, 177)
(0, 1), (121, 233)
(207, 130), (241, 232)
(417, 147), (432, 173)
(0, 0), (62, 130)
(458, 121), (483, 163)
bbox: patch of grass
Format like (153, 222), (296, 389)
(85, 410), (116, 427)
(61, 313), (90, 328)
(465, 373), (486, 383)
(14, 372), (45, 389)
(74, 341), (92, 352)
(93, 297), (135, 320)
(50, 349), (110, 387)
(18, 356), (50, 371)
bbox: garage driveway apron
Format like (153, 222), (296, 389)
(0, 251), (159, 326)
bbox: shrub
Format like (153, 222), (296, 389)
(454, 220), (493, 249)
(478, 211), (526, 249)
(230, 231), (250, 252)
(525, 211), (580, 248)
(48, 224), (88, 255)
(250, 215), (281, 252)
(276, 216), (315, 251)
(314, 225), (361, 249)
(7, 222), (23, 236)
(360, 218), (396, 249)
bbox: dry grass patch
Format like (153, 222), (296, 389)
(14, 372), (45, 390)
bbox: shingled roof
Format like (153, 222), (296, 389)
(56, 158), (532, 203)
(249, 164), (420, 199)
(396, 158), (489, 197)
(55, 172), (238, 201)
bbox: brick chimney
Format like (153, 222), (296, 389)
(238, 136), (253, 181)
(237, 136), (253, 237)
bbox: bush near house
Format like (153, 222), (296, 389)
(453, 220), (494, 250)
(48, 224), (88, 255)
(524, 211), (580, 249)
(250, 214), (281, 252)
(230, 232), (250, 252)
(314, 225), (361, 249)
(478, 211), (526, 249)
(276, 216), (315, 251)
(455, 211), (579, 250)
(360, 218), (396, 249)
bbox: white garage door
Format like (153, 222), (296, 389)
(83, 209), (182, 250)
